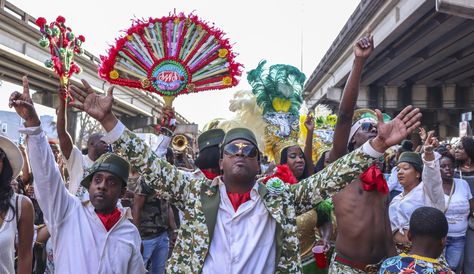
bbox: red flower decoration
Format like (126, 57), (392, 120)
(77, 35), (85, 42)
(359, 165), (389, 194)
(262, 164), (298, 185)
(36, 17), (47, 28)
(56, 16), (66, 24)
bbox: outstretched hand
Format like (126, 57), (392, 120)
(69, 79), (118, 131)
(423, 131), (437, 161)
(9, 76), (40, 127)
(371, 105), (421, 152)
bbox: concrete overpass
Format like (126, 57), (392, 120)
(303, 0), (474, 138)
(0, 0), (191, 140)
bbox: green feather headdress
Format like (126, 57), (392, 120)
(247, 60), (306, 116)
(247, 60), (306, 162)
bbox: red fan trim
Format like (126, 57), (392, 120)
(98, 12), (243, 97)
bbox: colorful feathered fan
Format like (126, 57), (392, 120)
(99, 13), (242, 106)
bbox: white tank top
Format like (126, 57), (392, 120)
(0, 193), (22, 274)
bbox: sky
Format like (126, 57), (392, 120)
(0, 0), (360, 128)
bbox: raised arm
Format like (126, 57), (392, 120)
(421, 132), (445, 211)
(328, 34), (374, 163)
(303, 114), (315, 176)
(57, 90), (74, 159)
(69, 80), (192, 210)
(18, 144), (31, 184)
(10, 76), (77, 227)
(292, 105), (422, 214)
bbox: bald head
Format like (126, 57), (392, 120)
(87, 133), (108, 161)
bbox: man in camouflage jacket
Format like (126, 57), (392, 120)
(70, 81), (421, 273)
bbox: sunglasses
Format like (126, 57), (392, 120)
(223, 142), (258, 158)
(360, 122), (377, 132)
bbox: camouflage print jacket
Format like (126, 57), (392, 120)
(103, 122), (382, 273)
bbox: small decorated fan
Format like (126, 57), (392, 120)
(300, 105), (337, 163)
(36, 16), (84, 94)
(99, 13), (242, 106)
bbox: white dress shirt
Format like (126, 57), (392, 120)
(22, 126), (145, 274)
(389, 153), (445, 233)
(202, 180), (276, 274)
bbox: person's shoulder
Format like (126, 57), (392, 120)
(454, 177), (470, 187)
(380, 255), (404, 269)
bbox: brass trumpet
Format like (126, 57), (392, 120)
(172, 134), (188, 153)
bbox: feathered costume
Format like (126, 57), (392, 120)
(299, 105), (337, 164)
(246, 61), (334, 264)
(247, 60), (305, 163)
(202, 90), (266, 151)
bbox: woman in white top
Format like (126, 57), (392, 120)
(0, 135), (34, 274)
(389, 137), (445, 253)
(439, 154), (474, 272)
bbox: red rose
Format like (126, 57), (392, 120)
(56, 16), (66, 24)
(77, 35), (85, 42)
(36, 17), (47, 27)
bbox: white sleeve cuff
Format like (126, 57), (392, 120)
(101, 121), (125, 144)
(361, 140), (384, 159)
(422, 151), (441, 168)
(18, 125), (42, 135)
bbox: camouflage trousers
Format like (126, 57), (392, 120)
(328, 252), (381, 274)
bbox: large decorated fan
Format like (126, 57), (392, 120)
(99, 13), (242, 106)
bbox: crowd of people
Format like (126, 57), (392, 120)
(0, 34), (473, 274)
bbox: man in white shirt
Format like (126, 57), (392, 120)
(9, 77), (145, 274)
(67, 77), (422, 273)
(57, 83), (109, 198)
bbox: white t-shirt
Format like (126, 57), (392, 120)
(63, 146), (94, 200)
(445, 178), (473, 237)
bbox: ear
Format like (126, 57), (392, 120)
(219, 158), (223, 171)
(407, 230), (412, 242)
(349, 136), (356, 147)
(120, 186), (127, 197)
(441, 236), (447, 248)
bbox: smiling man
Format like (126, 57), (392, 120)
(8, 77), (145, 274)
(68, 77), (421, 273)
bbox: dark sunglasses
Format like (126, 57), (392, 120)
(360, 122), (377, 132)
(223, 142), (258, 158)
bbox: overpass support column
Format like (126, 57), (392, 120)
(384, 86), (398, 109)
(357, 86), (369, 108)
(443, 84), (456, 108)
(412, 85), (427, 108)
(437, 112), (450, 139)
